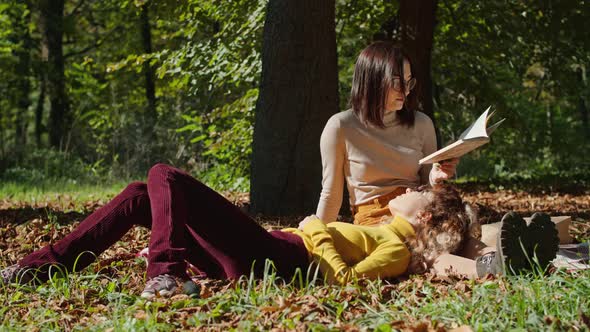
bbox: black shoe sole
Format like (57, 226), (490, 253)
(498, 212), (529, 274)
(527, 212), (559, 270)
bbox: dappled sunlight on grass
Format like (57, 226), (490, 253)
(0, 180), (130, 208)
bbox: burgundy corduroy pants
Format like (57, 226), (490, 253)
(18, 164), (309, 281)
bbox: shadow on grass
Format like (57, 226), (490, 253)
(0, 206), (89, 227)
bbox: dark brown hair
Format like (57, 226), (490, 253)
(350, 41), (417, 128)
(405, 184), (481, 274)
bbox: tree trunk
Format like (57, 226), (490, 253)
(579, 97), (589, 141)
(0, 108), (5, 160)
(14, 1), (32, 151)
(35, 74), (46, 147)
(140, 2), (157, 124)
(250, 0), (339, 215)
(577, 69), (589, 141)
(38, 0), (70, 149)
(399, 0), (438, 121)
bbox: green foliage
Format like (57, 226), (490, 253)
(0, 4), (14, 55)
(334, 0), (590, 182)
(153, 0), (265, 190)
(178, 89), (258, 191)
(155, 0), (265, 96)
(0, 0), (589, 189)
(63, 0), (265, 185)
(433, 1), (590, 179)
(0, 148), (110, 184)
(0, 1), (30, 156)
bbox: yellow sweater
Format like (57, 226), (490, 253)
(282, 215), (415, 284)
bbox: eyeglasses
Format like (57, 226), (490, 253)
(392, 77), (416, 91)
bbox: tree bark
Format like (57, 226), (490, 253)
(399, 0), (438, 121)
(250, 0), (339, 215)
(577, 70), (589, 141)
(38, 0), (70, 149)
(0, 110), (4, 161)
(578, 97), (589, 140)
(13, 1), (32, 150)
(35, 74), (46, 147)
(140, 2), (157, 124)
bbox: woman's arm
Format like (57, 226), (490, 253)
(419, 115), (437, 186)
(303, 219), (411, 284)
(315, 117), (346, 223)
(418, 114), (459, 186)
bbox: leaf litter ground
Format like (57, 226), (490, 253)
(1, 186), (589, 331)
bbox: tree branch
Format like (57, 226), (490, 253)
(64, 26), (122, 58)
(66, 0), (86, 17)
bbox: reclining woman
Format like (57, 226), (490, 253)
(1, 164), (558, 299)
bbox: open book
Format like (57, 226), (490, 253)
(419, 106), (505, 165)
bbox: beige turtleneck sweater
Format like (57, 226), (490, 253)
(315, 109), (437, 222)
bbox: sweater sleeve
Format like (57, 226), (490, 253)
(315, 116), (346, 223)
(303, 219), (411, 284)
(418, 115), (437, 186)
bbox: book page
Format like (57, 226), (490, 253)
(553, 243), (589, 271)
(419, 106), (503, 164)
(486, 117), (506, 135)
(459, 106), (492, 140)
(419, 137), (489, 164)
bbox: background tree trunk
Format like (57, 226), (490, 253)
(399, 0), (437, 121)
(579, 98), (589, 140)
(13, 1), (32, 152)
(38, 0), (70, 149)
(250, 0), (339, 215)
(140, 1), (157, 124)
(35, 74), (46, 147)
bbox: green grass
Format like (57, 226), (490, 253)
(0, 179), (130, 205)
(2, 261), (590, 331)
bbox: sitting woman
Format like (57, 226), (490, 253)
(0, 164), (556, 299)
(316, 41), (460, 227)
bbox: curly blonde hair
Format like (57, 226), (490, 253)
(405, 184), (480, 274)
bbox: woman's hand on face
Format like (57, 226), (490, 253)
(429, 158), (459, 185)
(298, 214), (319, 230)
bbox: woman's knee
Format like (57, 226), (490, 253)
(148, 163), (177, 180)
(148, 163), (200, 186)
(121, 181), (148, 197)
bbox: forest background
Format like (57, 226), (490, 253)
(0, 0), (589, 215)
